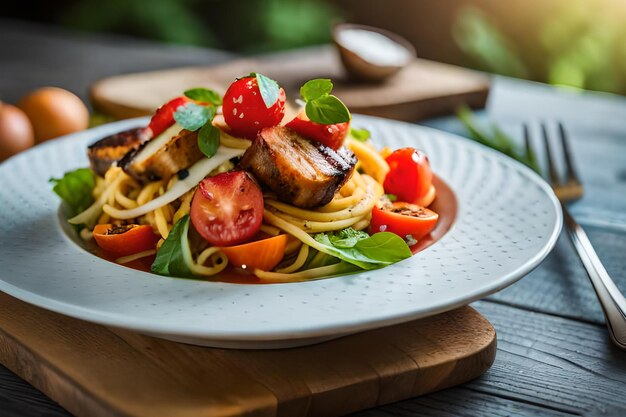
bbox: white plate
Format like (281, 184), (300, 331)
(0, 115), (561, 349)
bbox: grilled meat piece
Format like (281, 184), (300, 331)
(87, 127), (150, 177)
(240, 126), (356, 208)
(120, 127), (204, 183)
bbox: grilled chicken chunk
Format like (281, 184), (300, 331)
(120, 125), (203, 183)
(240, 126), (356, 208)
(87, 127), (150, 177)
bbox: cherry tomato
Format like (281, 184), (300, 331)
(222, 76), (286, 139)
(219, 234), (288, 271)
(148, 96), (188, 138)
(383, 148), (433, 204)
(285, 111), (350, 150)
(93, 224), (160, 257)
(370, 202), (438, 242)
(414, 184), (436, 207)
(190, 171), (264, 246)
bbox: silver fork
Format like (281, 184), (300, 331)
(524, 122), (626, 349)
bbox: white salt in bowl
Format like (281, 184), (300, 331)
(333, 23), (416, 82)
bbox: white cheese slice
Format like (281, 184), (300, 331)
(100, 146), (245, 220)
(134, 123), (183, 165)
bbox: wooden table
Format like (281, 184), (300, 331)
(1, 18), (626, 416)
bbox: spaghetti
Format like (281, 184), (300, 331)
(86, 139), (387, 282)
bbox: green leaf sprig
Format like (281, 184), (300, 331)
(456, 106), (540, 173)
(247, 72), (281, 108)
(174, 102), (211, 132)
(184, 88), (222, 106)
(300, 79), (351, 125)
(49, 168), (95, 217)
(314, 227), (411, 270)
(350, 127), (371, 142)
(151, 215), (194, 278)
(173, 88), (223, 159)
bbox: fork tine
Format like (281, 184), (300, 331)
(523, 124), (540, 174)
(558, 122), (581, 185)
(541, 123), (560, 184)
(523, 124), (532, 158)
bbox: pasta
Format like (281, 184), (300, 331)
(87, 139), (387, 282)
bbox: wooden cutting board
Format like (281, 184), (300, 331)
(0, 291), (495, 417)
(90, 47), (489, 122)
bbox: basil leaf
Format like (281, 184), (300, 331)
(184, 88), (222, 106)
(355, 232), (412, 263)
(305, 95), (351, 124)
(198, 122), (220, 158)
(174, 102), (211, 131)
(350, 127), (371, 142)
(300, 79), (333, 101)
(314, 229), (411, 270)
(314, 233), (379, 270)
(151, 215), (194, 278)
(255, 73), (280, 108)
(328, 227), (369, 248)
(49, 168), (95, 217)
(384, 193), (398, 202)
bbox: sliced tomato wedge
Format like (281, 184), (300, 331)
(148, 96), (188, 138)
(285, 111), (349, 150)
(93, 224), (160, 257)
(370, 202), (439, 242)
(190, 171), (264, 246)
(383, 148), (433, 204)
(219, 234), (288, 271)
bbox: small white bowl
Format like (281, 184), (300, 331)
(333, 23), (417, 82)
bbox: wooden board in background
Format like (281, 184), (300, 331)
(0, 291), (495, 417)
(90, 47), (489, 121)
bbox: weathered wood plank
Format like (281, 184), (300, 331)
(471, 301), (626, 415)
(0, 367), (71, 417)
(356, 387), (576, 417)
(352, 300), (626, 417)
(488, 226), (626, 325)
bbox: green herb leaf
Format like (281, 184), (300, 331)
(305, 95), (351, 124)
(384, 193), (398, 202)
(314, 228), (411, 269)
(184, 87), (222, 106)
(49, 168), (95, 217)
(328, 227), (370, 248)
(174, 102), (211, 131)
(198, 122), (220, 158)
(355, 233), (412, 263)
(254, 72), (281, 108)
(300, 78), (333, 101)
(151, 215), (194, 278)
(350, 127), (371, 142)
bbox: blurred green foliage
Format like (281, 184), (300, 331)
(45, 0), (626, 95)
(453, 8), (529, 79)
(58, 0), (338, 52)
(453, 1), (626, 94)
